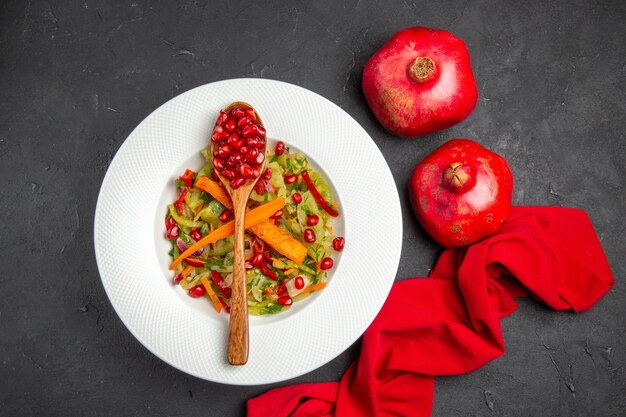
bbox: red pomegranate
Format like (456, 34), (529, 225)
(363, 27), (478, 138)
(409, 139), (513, 247)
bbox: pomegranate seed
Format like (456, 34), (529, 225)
(174, 274), (183, 284)
(188, 285), (206, 298)
(231, 153), (243, 164)
(219, 209), (232, 222)
(263, 168), (272, 180)
(292, 193), (302, 204)
(239, 146), (250, 156)
(251, 252), (264, 266)
(232, 138), (245, 148)
(237, 163), (253, 179)
(213, 157), (225, 171)
(231, 177), (245, 189)
(320, 257), (334, 270)
(246, 148), (259, 161)
(225, 156), (236, 168)
(245, 137), (259, 148)
(218, 144), (233, 156)
(222, 169), (235, 180)
(190, 230), (202, 241)
(217, 111), (228, 126)
(226, 133), (240, 146)
(253, 137), (265, 149)
(231, 108), (245, 118)
(251, 168), (261, 178)
(166, 225), (180, 240)
(165, 217), (176, 230)
(245, 107), (257, 121)
(241, 124), (257, 138)
(225, 117), (236, 132)
(294, 276), (305, 290)
(303, 228), (316, 243)
(211, 169), (220, 181)
(214, 148), (226, 159)
(256, 125), (266, 137)
(212, 126), (225, 142)
(245, 261), (254, 270)
(237, 116), (251, 128)
(333, 237), (345, 251)
(275, 141), (285, 156)
(276, 283), (287, 296)
(270, 209), (283, 218)
(254, 180), (265, 195)
(251, 152), (265, 166)
(277, 296), (292, 306)
(306, 215), (319, 226)
(284, 174), (297, 184)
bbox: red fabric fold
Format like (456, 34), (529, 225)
(247, 207), (614, 417)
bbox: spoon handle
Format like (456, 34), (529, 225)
(227, 190), (249, 365)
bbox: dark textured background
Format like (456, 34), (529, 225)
(1, 0), (624, 416)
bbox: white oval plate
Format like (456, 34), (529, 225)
(94, 79), (402, 385)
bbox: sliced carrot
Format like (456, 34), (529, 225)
(195, 176), (233, 209)
(196, 176), (307, 264)
(181, 265), (194, 278)
(249, 221), (307, 265)
(169, 197), (285, 269)
(200, 276), (222, 314)
(300, 282), (327, 295)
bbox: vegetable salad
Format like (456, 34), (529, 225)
(165, 142), (343, 315)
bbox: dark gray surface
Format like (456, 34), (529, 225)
(1, 0), (624, 416)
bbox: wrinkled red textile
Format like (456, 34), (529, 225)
(248, 207), (614, 417)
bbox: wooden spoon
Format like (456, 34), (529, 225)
(211, 101), (266, 365)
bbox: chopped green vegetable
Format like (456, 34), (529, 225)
(196, 162), (213, 181)
(187, 191), (205, 212)
(198, 200), (225, 226)
(168, 204), (204, 228)
(285, 152), (308, 174)
(307, 243), (326, 263)
(179, 231), (194, 246)
(200, 149), (213, 162)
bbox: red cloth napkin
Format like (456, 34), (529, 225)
(247, 207), (614, 417)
